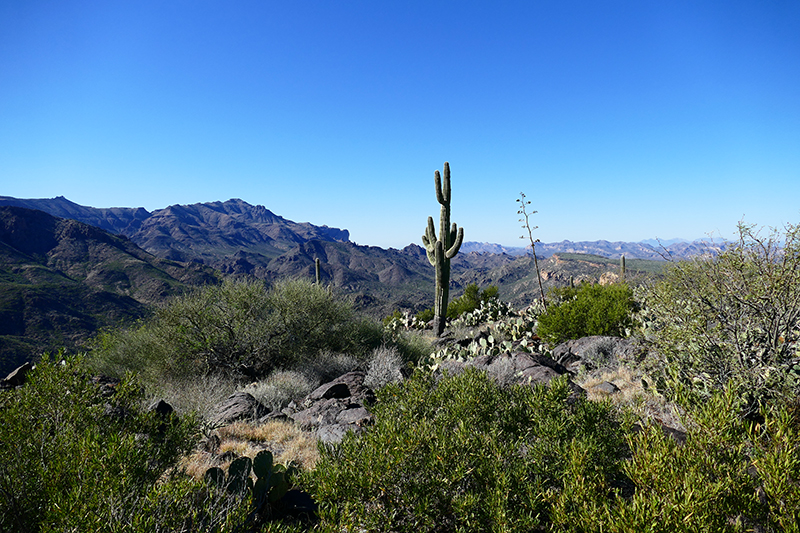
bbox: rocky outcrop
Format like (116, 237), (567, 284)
(552, 336), (643, 374)
(435, 351), (585, 398)
(210, 392), (271, 427)
(284, 371), (376, 444)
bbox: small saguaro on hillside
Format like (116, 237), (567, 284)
(422, 162), (464, 336)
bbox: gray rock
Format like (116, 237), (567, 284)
(594, 381), (620, 394)
(288, 371), (376, 443)
(209, 392), (270, 427)
(336, 406), (371, 426)
(552, 336), (642, 373)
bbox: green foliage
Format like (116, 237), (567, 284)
(536, 282), (637, 345)
(0, 354), (249, 532)
(413, 284), (500, 326)
(640, 222), (800, 410)
(89, 278), (395, 382)
(447, 283), (499, 319)
(415, 307), (435, 323)
(550, 386), (800, 532)
(309, 369), (628, 532)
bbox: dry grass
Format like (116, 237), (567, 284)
(146, 374), (239, 419)
(578, 364), (687, 432)
(181, 419), (320, 481)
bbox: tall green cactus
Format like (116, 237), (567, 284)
(422, 162), (464, 336)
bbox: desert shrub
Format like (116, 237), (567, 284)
(640, 222), (800, 410)
(90, 278), (391, 382)
(555, 386), (800, 532)
(414, 284), (500, 325)
(415, 306), (435, 323)
(0, 354), (253, 532)
(309, 369), (628, 532)
(243, 370), (318, 411)
(536, 282), (636, 345)
(364, 345), (405, 390)
(447, 283), (499, 319)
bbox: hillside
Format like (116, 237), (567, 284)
(0, 206), (218, 374)
(0, 197), (350, 267)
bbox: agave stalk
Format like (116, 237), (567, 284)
(517, 192), (547, 311)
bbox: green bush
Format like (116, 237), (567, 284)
(640, 222), (800, 410)
(308, 369), (628, 532)
(414, 284), (500, 325)
(0, 355), (252, 532)
(536, 282), (636, 345)
(544, 385), (800, 532)
(89, 278), (395, 382)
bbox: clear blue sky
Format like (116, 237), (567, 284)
(2, 1), (798, 248)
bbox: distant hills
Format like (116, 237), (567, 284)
(0, 196), (724, 262)
(0, 195), (725, 374)
(461, 239), (724, 261)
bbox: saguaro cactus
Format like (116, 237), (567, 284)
(422, 162), (464, 336)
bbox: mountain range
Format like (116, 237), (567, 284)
(0, 196), (724, 262)
(0, 195), (724, 374)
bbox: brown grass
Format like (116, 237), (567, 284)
(181, 419), (320, 481)
(578, 364), (687, 432)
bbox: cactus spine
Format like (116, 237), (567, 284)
(422, 162), (464, 336)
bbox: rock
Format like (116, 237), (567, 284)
(289, 371), (375, 444)
(593, 381), (620, 394)
(149, 399), (174, 417)
(336, 406), (371, 426)
(316, 424), (360, 444)
(552, 336), (642, 373)
(308, 382), (350, 401)
(209, 392), (270, 427)
(1, 362), (32, 389)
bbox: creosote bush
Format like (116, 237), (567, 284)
(89, 278), (411, 384)
(0, 355), (252, 532)
(536, 282), (636, 345)
(641, 221), (800, 410)
(309, 369), (629, 532)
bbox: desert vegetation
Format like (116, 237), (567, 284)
(3, 221), (800, 532)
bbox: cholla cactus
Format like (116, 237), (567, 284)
(422, 162), (464, 336)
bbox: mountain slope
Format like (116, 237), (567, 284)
(0, 206), (218, 374)
(0, 197), (350, 267)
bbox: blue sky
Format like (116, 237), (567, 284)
(1, 1), (798, 249)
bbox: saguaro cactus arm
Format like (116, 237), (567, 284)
(447, 224), (464, 258)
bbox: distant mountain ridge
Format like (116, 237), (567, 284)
(0, 196), (726, 262)
(462, 239), (725, 260)
(0, 196), (350, 270)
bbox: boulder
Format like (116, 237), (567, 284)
(435, 351), (585, 398)
(289, 371), (375, 443)
(552, 336), (642, 373)
(209, 392), (270, 427)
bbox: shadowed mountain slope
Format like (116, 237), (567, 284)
(0, 206), (218, 374)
